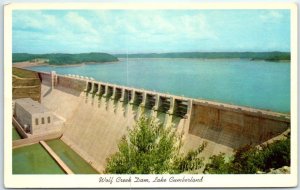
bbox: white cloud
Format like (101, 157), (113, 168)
(13, 11), (103, 53)
(64, 12), (98, 35)
(259, 11), (283, 22)
(94, 12), (217, 47)
(13, 10), (289, 53)
(176, 14), (217, 40)
(13, 11), (57, 31)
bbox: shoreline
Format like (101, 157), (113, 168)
(117, 57), (290, 62)
(13, 58), (290, 69)
(13, 61), (48, 68)
(13, 60), (120, 68)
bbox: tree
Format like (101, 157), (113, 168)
(204, 133), (290, 174)
(203, 153), (231, 174)
(105, 116), (206, 174)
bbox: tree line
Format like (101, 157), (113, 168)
(115, 51), (290, 61)
(12, 53), (119, 65)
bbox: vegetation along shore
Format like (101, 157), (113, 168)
(115, 51), (290, 61)
(12, 52), (119, 66)
(12, 51), (290, 68)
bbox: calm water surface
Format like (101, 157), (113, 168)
(46, 139), (98, 174)
(29, 58), (290, 113)
(13, 143), (65, 174)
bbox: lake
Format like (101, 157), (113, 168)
(28, 58), (290, 113)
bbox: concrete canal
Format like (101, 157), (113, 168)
(46, 139), (98, 174)
(12, 127), (21, 140)
(13, 143), (65, 174)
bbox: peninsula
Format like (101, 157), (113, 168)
(12, 52), (119, 66)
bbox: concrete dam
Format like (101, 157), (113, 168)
(33, 71), (290, 173)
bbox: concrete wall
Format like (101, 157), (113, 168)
(31, 112), (57, 135)
(15, 103), (32, 132)
(13, 117), (28, 138)
(12, 131), (63, 149)
(56, 75), (86, 91)
(38, 72), (51, 86)
(37, 71), (290, 172)
(189, 100), (290, 149)
(40, 79), (191, 172)
(41, 83), (133, 172)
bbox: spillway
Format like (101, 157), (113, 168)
(36, 71), (290, 173)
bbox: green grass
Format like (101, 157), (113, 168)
(46, 139), (99, 174)
(13, 143), (65, 174)
(12, 127), (21, 140)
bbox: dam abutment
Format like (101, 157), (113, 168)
(189, 101), (290, 149)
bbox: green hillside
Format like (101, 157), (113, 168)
(13, 53), (119, 65)
(115, 51), (290, 61)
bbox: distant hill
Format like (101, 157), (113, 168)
(13, 53), (119, 65)
(114, 52), (290, 61)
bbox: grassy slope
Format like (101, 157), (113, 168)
(13, 67), (38, 78)
(13, 67), (41, 102)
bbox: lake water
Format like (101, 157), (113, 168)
(28, 58), (290, 113)
(13, 143), (65, 174)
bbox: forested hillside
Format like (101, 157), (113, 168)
(13, 53), (119, 65)
(115, 52), (290, 61)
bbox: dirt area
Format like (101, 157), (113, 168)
(13, 61), (47, 68)
(13, 67), (41, 102)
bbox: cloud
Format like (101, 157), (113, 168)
(13, 11), (57, 31)
(13, 10), (104, 53)
(64, 12), (98, 35)
(93, 11), (217, 50)
(259, 11), (283, 22)
(12, 10), (290, 53)
(176, 14), (217, 40)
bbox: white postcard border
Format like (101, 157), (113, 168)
(3, 2), (298, 188)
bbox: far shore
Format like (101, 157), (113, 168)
(13, 60), (120, 68)
(117, 57), (291, 62)
(13, 57), (290, 69)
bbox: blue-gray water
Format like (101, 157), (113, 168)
(28, 58), (290, 113)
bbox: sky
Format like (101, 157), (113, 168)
(12, 9), (290, 54)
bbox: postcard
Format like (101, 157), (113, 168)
(4, 2), (298, 188)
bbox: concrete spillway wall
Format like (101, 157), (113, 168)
(37, 71), (290, 172)
(189, 100), (289, 149)
(38, 72), (52, 86)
